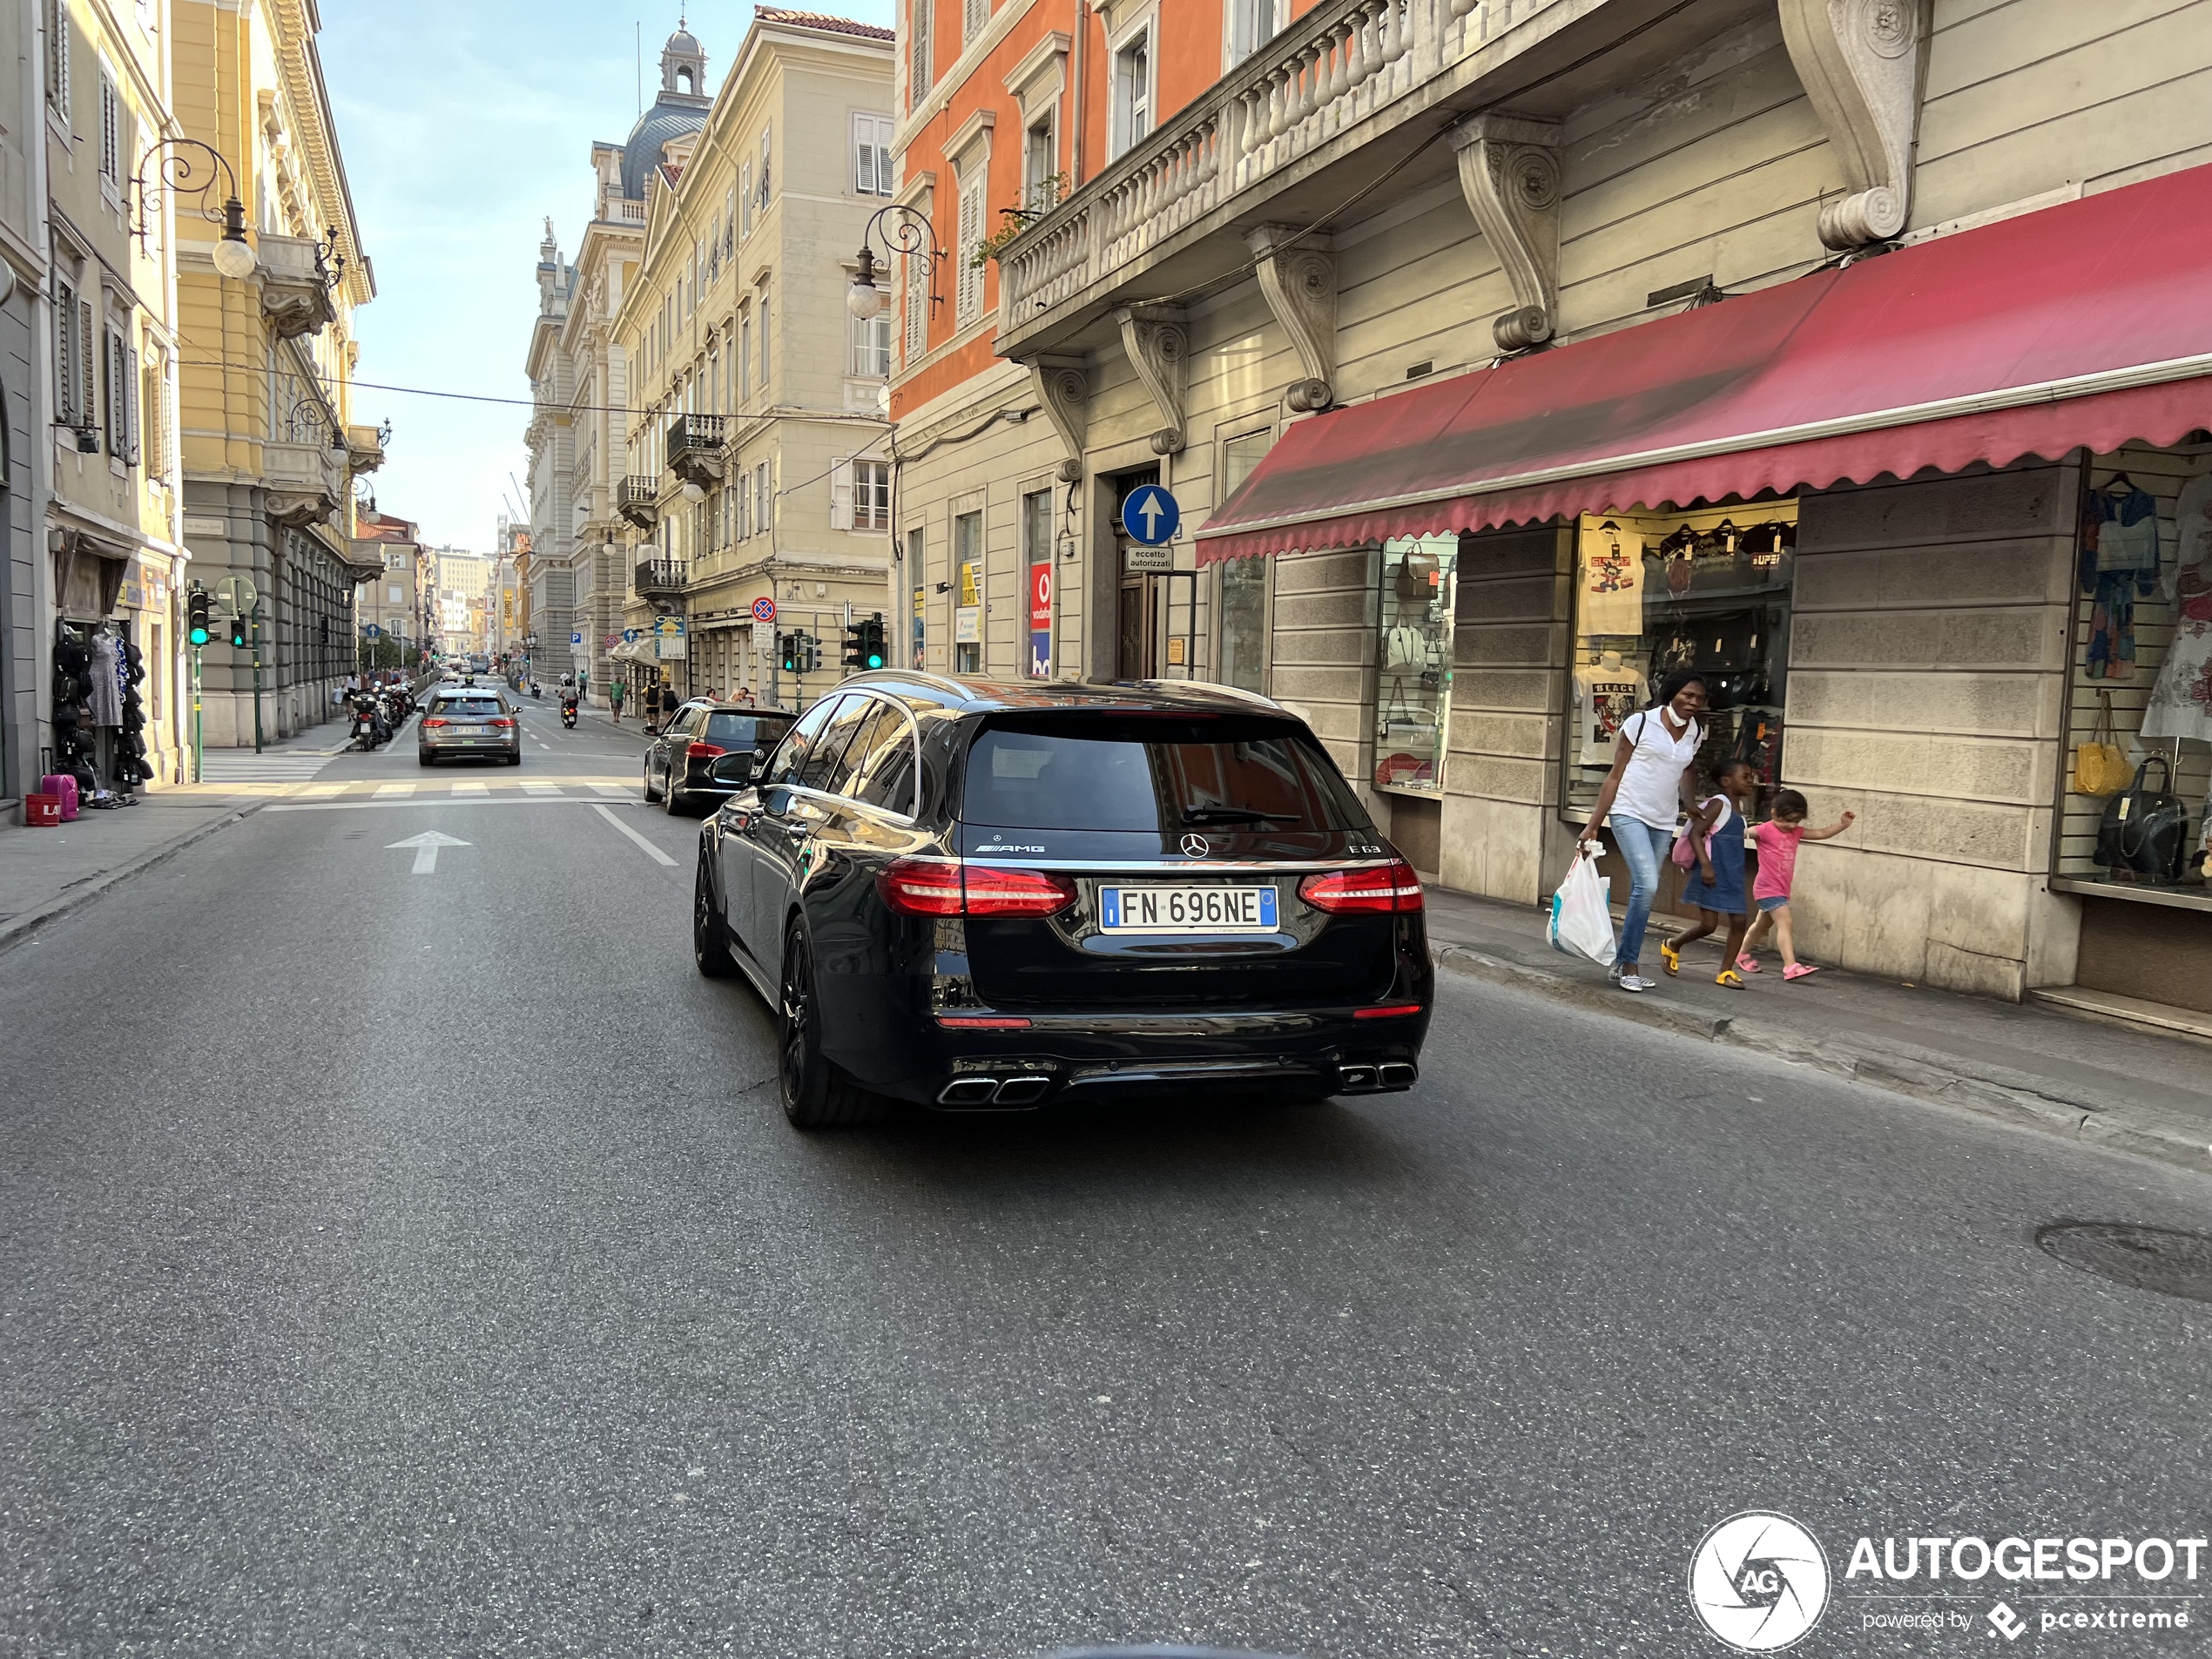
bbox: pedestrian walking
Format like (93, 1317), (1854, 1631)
(1576, 670), (1708, 993)
(608, 678), (625, 722)
(1660, 759), (1758, 988)
(1737, 789), (1856, 981)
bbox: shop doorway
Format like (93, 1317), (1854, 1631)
(1113, 467), (1162, 680)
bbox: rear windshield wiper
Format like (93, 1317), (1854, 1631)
(1182, 806), (1300, 825)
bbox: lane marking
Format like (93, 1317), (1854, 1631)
(373, 783), (417, 799)
(521, 781), (562, 796)
(388, 830), (470, 873)
(453, 781), (489, 797)
(594, 803), (678, 866)
(267, 797), (643, 813)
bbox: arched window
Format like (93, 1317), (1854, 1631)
(677, 66), (695, 95)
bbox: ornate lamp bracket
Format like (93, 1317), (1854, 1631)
(1448, 112), (1564, 354)
(1779, 0), (1926, 250)
(1246, 225), (1337, 413)
(1113, 306), (1190, 456)
(1024, 355), (1089, 482)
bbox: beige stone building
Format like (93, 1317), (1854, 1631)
(609, 11), (898, 709)
(888, 0), (2212, 1026)
(351, 507), (426, 670)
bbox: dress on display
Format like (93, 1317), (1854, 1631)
(88, 633), (125, 727)
(2080, 482), (2162, 680)
(2144, 472), (2212, 743)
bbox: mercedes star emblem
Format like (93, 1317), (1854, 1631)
(1180, 833), (1211, 858)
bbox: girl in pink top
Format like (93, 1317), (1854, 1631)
(1738, 788), (1854, 981)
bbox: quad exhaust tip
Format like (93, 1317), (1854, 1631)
(1339, 1061), (1419, 1094)
(936, 1075), (1053, 1108)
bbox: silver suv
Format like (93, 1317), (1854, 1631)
(418, 685), (521, 766)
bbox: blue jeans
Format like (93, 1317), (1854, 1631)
(1611, 818), (1674, 969)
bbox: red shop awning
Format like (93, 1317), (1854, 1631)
(1196, 161), (2212, 563)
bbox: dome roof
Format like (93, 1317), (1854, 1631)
(620, 100), (708, 202)
(666, 25), (701, 55)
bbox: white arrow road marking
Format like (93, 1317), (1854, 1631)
(594, 804), (678, 866)
(386, 829), (472, 874)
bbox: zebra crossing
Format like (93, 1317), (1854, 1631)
(263, 777), (648, 813)
(196, 747), (345, 784)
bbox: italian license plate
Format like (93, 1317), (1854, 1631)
(458, 725), (489, 737)
(1099, 884), (1278, 934)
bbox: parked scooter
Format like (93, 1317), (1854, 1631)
(347, 692), (390, 752)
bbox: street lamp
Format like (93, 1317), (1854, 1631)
(131, 138), (256, 278)
(847, 203), (947, 321)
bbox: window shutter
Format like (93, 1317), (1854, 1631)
(48, 0), (69, 111)
(53, 281), (75, 425)
(78, 301), (95, 428)
(957, 176), (984, 324)
(125, 345), (141, 465)
(830, 458), (853, 530)
(966, 0), (989, 44)
(903, 253), (927, 367)
(910, 0), (931, 106)
(99, 72), (118, 181)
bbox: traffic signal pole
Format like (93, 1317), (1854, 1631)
(191, 645), (203, 783)
(250, 603), (265, 754)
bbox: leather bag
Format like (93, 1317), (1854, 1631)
(2071, 690), (2132, 796)
(2095, 755), (2188, 880)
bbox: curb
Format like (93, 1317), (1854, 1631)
(0, 799), (271, 958)
(1431, 943), (2212, 1178)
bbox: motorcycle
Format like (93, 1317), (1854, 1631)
(559, 698), (579, 730)
(346, 693), (389, 752)
(530, 682), (543, 699)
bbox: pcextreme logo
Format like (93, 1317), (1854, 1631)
(1689, 1511), (1833, 1651)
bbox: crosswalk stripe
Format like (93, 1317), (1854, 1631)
(590, 783), (630, 798)
(453, 781), (489, 797)
(298, 783), (347, 797)
(373, 783), (416, 799)
(520, 781), (562, 797)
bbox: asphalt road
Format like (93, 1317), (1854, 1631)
(2, 694), (2208, 1657)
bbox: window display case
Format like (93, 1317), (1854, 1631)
(1564, 504), (1797, 820)
(1372, 535), (1456, 793)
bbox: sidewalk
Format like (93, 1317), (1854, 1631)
(1423, 885), (2212, 1177)
(0, 725), (347, 953)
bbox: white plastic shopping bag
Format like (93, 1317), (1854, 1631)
(1548, 845), (1616, 965)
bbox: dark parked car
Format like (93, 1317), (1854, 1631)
(644, 701), (797, 815)
(692, 674), (1433, 1128)
(418, 685), (520, 765)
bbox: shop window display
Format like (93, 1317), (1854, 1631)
(1372, 536), (1456, 792)
(1566, 504), (1796, 821)
(2058, 442), (2212, 896)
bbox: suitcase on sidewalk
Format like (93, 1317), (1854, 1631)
(40, 773), (79, 821)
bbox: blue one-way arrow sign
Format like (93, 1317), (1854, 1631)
(1120, 484), (1181, 546)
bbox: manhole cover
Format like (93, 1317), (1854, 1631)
(2035, 1221), (2212, 1304)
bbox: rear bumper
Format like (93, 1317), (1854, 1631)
(841, 1003), (1432, 1109)
(419, 736), (521, 759)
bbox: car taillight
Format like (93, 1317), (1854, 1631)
(878, 857), (966, 916)
(490, 718), (516, 729)
(1298, 857), (1425, 914)
(962, 865), (1076, 917)
(421, 718), (448, 729)
(1354, 1002), (1426, 1020)
(877, 857), (1076, 919)
(686, 741), (724, 759)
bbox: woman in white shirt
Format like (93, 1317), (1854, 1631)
(1576, 671), (1710, 991)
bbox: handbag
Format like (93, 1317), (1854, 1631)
(1394, 548), (1439, 601)
(2095, 755), (2188, 880)
(2071, 690), (2131, 795)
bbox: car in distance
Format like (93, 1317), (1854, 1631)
(418, 685), (522, 765)
(643, 701), (796, 815)
(692, 673), (1432, 1128)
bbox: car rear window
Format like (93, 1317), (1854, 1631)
(705, 711), (791, 748)
(435, 698), (503, 720)
(961, 714), (1369, 833)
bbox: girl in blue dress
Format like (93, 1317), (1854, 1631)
(1662, 759), (1757, 988)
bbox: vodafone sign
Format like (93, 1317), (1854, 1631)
(1028, 562), (1052, 679)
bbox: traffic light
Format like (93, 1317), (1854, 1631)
(186, 588), (211, 647)
(228, 613), (248, 648)
(779, 631), (799, 673)
(860, 614), (886, 671)
(797, 633), (819, 674)
(840, 619), (867, 671)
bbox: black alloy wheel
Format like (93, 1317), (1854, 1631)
(776, 923), (886, 1129)
(642, 759), (659, 802)
(664, 772), (686, 815)
(693, 855), (738, 979)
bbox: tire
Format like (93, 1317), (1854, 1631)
(643, 760), (659, 802)
(508, 752), (523, 766)
(417, 752), (434, 767)
(693, 854), (738, 979)
(777, 922), (887, 1129)
(664, 774), (688, 816)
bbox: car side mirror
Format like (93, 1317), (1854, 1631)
(708, 752), (756, 787)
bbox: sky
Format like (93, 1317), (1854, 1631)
(318, 0), (894, 552)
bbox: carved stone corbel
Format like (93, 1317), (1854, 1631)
(262, 282), (336, 341)
(267, 489), (334, 529)
(1779, 0), (1925, 249)
(1246, 225), (1336, 413)
(1025, 354), (1088, 482)
(1447, 113), (1564, 353)
(1112, 306), (1190, 456)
